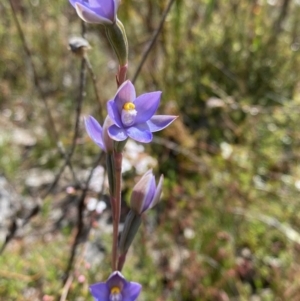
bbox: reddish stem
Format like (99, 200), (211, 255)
(116, 64), (128, 87)
(117, 252), (127, 271)
(111, 151), (123, 270)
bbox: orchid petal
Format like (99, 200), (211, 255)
(107, 271), (126, 288)
(131, 170), (154, 214)
(114, 81), (136, 114)
(147, 115), (178, 132)
(84, 116), (105, 150)
(69, 0), (117, 22)
(134, 91), (162, 124)
(89, 272), (141, 301)
(107, 100), (123, 128)
(150, 174), (164, 209)
(89, 282), (110, 301)
(74, 3), (113, 24)
(69, 0), (78, 7)
(87, 0), (115, 21)
(108, 124), (128, 141)
(122, 282), (142, 301)
(102, 115), (114, 152)
(126, 124), (153, 143)
(142, 175), (156, 211)
(113, 0), (120, 18)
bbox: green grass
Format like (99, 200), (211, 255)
(1, 0), (300, 300)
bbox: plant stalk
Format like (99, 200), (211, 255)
(111, 151), (123, 270)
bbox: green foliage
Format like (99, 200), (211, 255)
(2, 0), (300, 300)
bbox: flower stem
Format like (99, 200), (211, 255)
(117, 252), (127, 271)
(117, 63), (128, 87)
(111, 151), (123, 271)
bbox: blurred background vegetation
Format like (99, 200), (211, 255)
(1, 0), (300, 300)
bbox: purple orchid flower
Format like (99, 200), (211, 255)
(85, 115), (114, 152)
(130, 170), (164, 214)
(69, 0), (120, 25)
(90, 271), (142, 301)
(107, 80), (177, 143)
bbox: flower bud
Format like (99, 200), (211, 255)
(130, 170), (163, 214)
(105, 19), (128, 67)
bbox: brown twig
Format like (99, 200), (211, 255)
(8, 0), (78, 183)
(132, 0), (176, 84)
(152, 136), (207, 170)
(46, 24), (89, 195)
(61, 151), (105, 287)
(267, 0), (291, 46)
(59, 274), (74, 301)
(3, 14), (93, 268)
(41, 59), (86, 195)
(273, 0), (291, 35)
(1, 2), (85, 255)
(85, 56), (105, 122)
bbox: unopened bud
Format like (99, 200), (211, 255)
(105, 19), (128, 66)
(130, 170), (163, 214)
